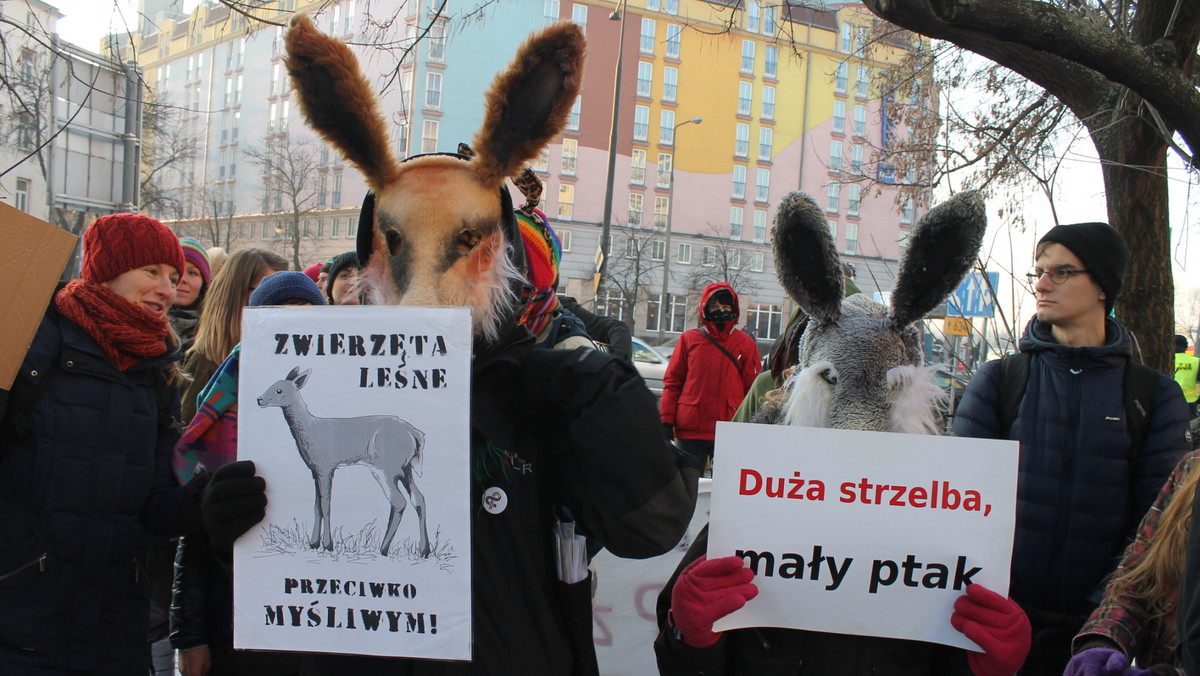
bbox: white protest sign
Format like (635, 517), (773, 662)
(708, 422), (1018, 651)
(234, 306), (473, 660)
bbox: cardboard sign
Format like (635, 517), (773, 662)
(234, 306), (473, 660)
(0, 203), (77, 389)
(708, 422), (1018, 651)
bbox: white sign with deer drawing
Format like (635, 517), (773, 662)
(234, 306), (473, 660)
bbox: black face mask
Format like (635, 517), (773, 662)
(705, 309), (736, 323)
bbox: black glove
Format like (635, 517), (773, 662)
(202, 461), (266, 551)
(179, 470), (211, 534)
(663, 423), (675, 441)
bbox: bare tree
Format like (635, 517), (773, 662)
(246, 131), (322, 271)
(686, 223), (763, 297)
(854, 0), (1200, 374)
(140, 91), (200, 220)
(602, 227), (667, 331)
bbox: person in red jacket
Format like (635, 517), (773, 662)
(660, 282), (762, 465)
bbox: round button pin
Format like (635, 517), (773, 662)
(482, 487), (508, 515)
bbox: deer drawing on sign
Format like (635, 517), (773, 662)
(258, 366), (430, 557)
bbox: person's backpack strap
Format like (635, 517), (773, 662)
(1122, 360), (1158, 470)
(998, 352), (1031, 439)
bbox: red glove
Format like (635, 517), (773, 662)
(950, 583), (1031, 676)
(669, 555), (759, 648)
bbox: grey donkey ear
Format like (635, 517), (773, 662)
(772, 192), (844, 324)
(888, 191), (987, 328)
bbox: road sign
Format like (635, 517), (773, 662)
(948, 272), (999, 318)
(944, 316), (971, 336)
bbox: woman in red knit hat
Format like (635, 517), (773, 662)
(0, 213), (211, 674)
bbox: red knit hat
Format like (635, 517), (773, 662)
(82, 213), (186, 284)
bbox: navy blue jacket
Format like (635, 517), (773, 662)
(0, 312), (200, 673)
(953, 317), (1191, 614)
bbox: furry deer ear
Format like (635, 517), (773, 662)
(772, 192), (844, 325)
(888, 191), (986, 328)
(285, 14), (401, 191)
(470, 22), (586, 185)
(286, 366), (301, 381)
(294, 369), (311, 389)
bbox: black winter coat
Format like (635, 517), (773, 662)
(953, 317), (1191, 614)
(306, 328), (703, 674)
(0, 312), (201, 673)
(654, 525), (973, 676)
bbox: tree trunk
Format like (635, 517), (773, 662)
(1090, 107), (1174, 374)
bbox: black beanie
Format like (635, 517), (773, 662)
(1037, 222), (1128, 313)
(325, 250), (361, 301)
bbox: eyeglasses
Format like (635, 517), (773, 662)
(1026, 267), (1090, 285)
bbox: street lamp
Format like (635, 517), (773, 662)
(597, 0), (628, 300)
(657, 115), (702, 346)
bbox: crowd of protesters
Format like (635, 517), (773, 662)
(2, 210), (1200, 676)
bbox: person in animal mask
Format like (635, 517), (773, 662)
(954, 222), (1191, 675)
(659, 282), (762, 467)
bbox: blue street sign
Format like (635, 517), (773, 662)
(948, 272), (998, 318)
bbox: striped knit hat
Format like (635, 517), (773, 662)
(179, 238), (212, 286)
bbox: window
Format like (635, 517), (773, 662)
(628, 193), (643, 225)
(761, 86), (775, 120)
(665, 24), (681, 58)
(664, 0), (678, 14)
(262, 222), (272, 238)
(738, 82), (753, 116)
(640, 18), (656, 54)
(332, 217), (341, 237)
(654, 196), (669, 228)
(14, 178), (29, 212)
(730, 206), (743, 239)
(901, 197), (913, 224)
(558, 184), (574, 220)
(543, 0), (559, 25)
(726, 249), (741, 270)
(763, 5), (775, 35)
(558, 229), (572, 251)
(677, 242), (691, 264)
(830, 141), (843, 172)
(648, 0), (659, 9)
(764, 45), (778, 78)
(845, 222), (858, 254)
(735, 123), (749, 158)
(753, 209), (767, 242)
(755, 169), (770, 202)
(663, 67), (678, 102)
(657, 153), (672, 188)
(741, 40), (755, 73)
(631, 149), (646, 185)
(533, 147), (549, 172)
(848, 184), (861, 217)
(651, 239), (666, 261)
(567, 96), (581, 131)
(235, 74), (243, 105)
(827, 183), (840, 213)
(637, 62), (653, 97)
(280, 100), (290, 131)
(732, 165), (746, 199)
(572, 3), (587, 28)
(425, 72), (442, 109)
(828, 218), (837, 241)
(750, 251), (764, 272)
(747, 0), (759, 32)
(597, 287), (625, 320)
(702, 246), (716, 266)
(332, 173), (343, 207)
(625, 236), (639, 259)
(833, 101), (845, 133)
(345, 0), (356, 33)
(856, 65), (869, 97)
(851, 144), (864, 174)
(422, 119), (439, 152)
(317, 218), (326, 237)
(836, 62), (848, 93)
(561, 139), (577, 175)
(660, 110), (676, 144)
(634, 105), (650, 141)
(854, 105), (866, 136)
(840, 23), (853, 53)
(16, 113), (34, 150)
(348, 217), (357, 238)
(746, 303), (783, 339)
(759, 127), (773, 160)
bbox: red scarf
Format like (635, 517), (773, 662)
(55, 280), (170, 371)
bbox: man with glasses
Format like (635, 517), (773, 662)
(954, 222), (1191, 675)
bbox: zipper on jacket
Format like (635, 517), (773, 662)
(0, 553), (48, 582)
(1049, 353), (1084, 603)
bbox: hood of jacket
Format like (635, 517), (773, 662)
(699, 282), (740, 336)
(1018, 315), (1132, 368)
